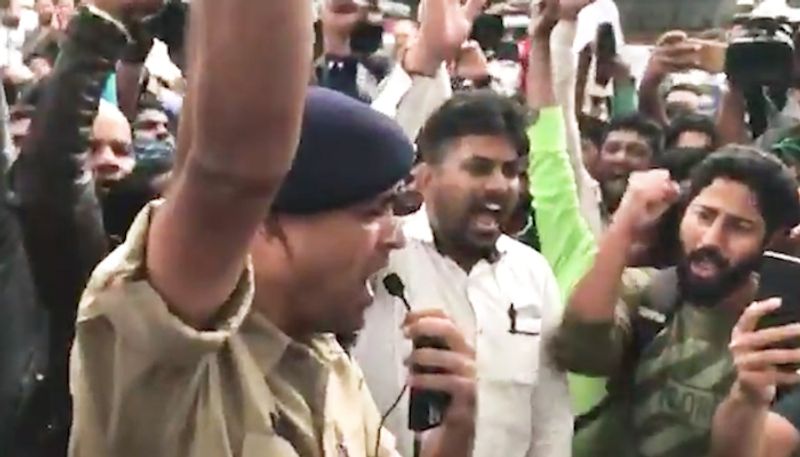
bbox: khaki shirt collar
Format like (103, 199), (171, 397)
(242, 311), (349, 376)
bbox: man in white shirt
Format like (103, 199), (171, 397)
(354, 8), (573, 453)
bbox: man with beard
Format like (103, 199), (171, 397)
(355, 89), (571, 457)
(552, 146), (800, 457)
(595, 113), (664, 220)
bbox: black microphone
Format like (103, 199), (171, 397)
(383, 274), (411, 312)
(382, 274), (451, 433)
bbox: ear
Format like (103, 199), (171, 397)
(414, 162), (434, 194)
(263, 214), (287, 243)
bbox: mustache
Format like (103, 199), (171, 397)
(686, 247), (730, 270)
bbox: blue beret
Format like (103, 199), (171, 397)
(273, 87), (415, 215)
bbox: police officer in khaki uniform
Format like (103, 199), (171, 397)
(67, 1), (477, 456)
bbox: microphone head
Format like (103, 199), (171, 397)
(382, 273), (405, 298)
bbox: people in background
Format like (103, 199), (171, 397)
(594, 113), (663, 217)
(665, 113), (720, 151)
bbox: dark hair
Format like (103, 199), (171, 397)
(656, 147), (711, 182)
(604, 113), (664, 158)
(665, 114), (719, 150)
(137, 93), (166, 114)
(417, 90), (531, 165)
(686, 145), (800, 235)
(578, 114), (607, 149)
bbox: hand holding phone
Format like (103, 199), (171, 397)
(690, 38), (728, 74)
(754, 252), (800, 371)
(730, 298), (800, 405)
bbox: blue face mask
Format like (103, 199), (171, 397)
(133, 137), (175, 174)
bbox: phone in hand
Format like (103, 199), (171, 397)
(756, 251), (800, 371)
(691, 39), (728, 74)
(596, 23), (617, 62)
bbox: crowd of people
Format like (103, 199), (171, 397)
(5, 0), (800, 456)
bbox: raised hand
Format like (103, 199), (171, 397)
(729, 299), (800, 405)
(613, 169), (681, 237)
(643, 30), (701, 81)
(529, 0), (595, 37)
(404, 0), (487, 76)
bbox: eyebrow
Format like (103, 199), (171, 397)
(693, 204), (759, 226)
(466, 155), (522, 164)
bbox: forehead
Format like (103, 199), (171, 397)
(442, 134), (518, 163)
(688, 178), (764, 224)
(136, 109), (168, 124)
(92, 112), (132, 143)
(667, 90), (701, 104)
(676, 132), (712, 150)
(604, 129), (649, 146)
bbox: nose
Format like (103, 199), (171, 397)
(156, 123), (169, 140)
(92, 145), (120, 173)
(699, 218), (726, 250)
(485, 168), (512, 194)
(381, 216), (406, 251)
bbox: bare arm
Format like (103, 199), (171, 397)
(716, 83), (750, 146)
(550, 16), (602, 238)
(638, 68), (669, 127)
(147, 1), (312, 327)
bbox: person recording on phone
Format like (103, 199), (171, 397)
(554, 146), (800, 456)
(712, 297), (800, 457)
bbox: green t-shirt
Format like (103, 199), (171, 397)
(573, 290), (741, 457)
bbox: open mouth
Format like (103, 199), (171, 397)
(690, 258), (721, 279)
(471, 202), (503, 233)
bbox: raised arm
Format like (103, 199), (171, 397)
(638, 32), (698, 127)
(146, 1), (312, 327)
(13, 4), (128, 321)
(527, 0), (596, 298)
(549, 2), (603, 240)
(372, 0), (484, 140)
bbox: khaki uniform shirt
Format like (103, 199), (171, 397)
(68, 202), (399, 457)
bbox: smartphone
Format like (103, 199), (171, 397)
(756, 251), (800, 370)
(691, 39), (728, 74)
(596, 23), (617, 62)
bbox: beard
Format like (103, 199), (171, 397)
(677, 246), (763, 307)
(430, 188), (517, 258)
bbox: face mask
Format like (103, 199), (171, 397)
(133, 137), (175, 175)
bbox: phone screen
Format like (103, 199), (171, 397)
(756, 251), (800, 370)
